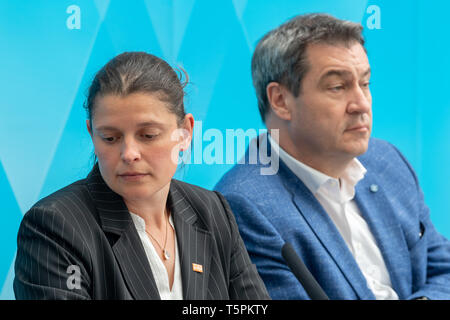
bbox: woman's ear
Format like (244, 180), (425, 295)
(86, 119), (93, 136)
(180, 113), (194, 151)
(171, 114), (194, 165)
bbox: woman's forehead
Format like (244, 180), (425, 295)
(91, 93), (177, 130)
(95, 92), (168, 110)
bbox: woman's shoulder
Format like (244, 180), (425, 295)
(170, 179), (235, 236)
(171, 178), (214, 194)
(23, 177), (100, 235)
(171, 179), (226, 212)
(31, 178), (91, 212)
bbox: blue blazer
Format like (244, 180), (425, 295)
(215, 135), (450, 300)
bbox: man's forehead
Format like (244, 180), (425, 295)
(304, 42), (370, 75)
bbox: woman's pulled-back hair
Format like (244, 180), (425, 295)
(84, 52), (187, 125)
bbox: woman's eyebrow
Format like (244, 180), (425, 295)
(95, 121), (164, 132)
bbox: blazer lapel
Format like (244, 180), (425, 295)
(257, 134), (373, 299)
(279, 161), (375, 300)
(355, 173), (411, 298)
(168, 181), (213, 300)
(86, 165), (160, 300)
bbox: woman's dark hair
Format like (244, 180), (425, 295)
(84, 52), (188, 125)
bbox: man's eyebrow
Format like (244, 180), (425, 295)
(319, 67), (371, 82)
(319, 69), (352, 82)
(361, 67), (371, 78)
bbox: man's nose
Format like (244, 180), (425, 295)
(347, 85), (372, 114)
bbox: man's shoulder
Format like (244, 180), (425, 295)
(358, 138), (420, 191)
(359, 137), (408, 169)
(216, 137), (409, 192)
(215, 159), (279, 194)
(365, 137), (395, 156)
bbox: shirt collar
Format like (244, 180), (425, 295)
(129, 211), (175, 231)
(268, 133), (367, 201)
(339, 158), (367, 201)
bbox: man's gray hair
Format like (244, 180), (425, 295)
(251, 13), (365, 122)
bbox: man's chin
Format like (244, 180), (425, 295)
(342, 138), (370, 158)
(351, 140), (370, 157)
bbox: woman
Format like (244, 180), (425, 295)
(13, 52), (269, 300)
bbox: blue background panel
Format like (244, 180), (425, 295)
(1, 0), (449, 299)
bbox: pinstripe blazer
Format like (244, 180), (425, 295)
(14, 165), (269, 300)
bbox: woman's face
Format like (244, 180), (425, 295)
(87, 92), (193, 203)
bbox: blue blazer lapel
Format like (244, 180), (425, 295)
(355, 172), (411, 298)
(277, 160), (374, 300)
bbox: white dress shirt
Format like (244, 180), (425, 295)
(130, 212), (183, 300)
(269, 135), (398, 300)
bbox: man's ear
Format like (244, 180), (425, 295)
(266, 82), (292, 121)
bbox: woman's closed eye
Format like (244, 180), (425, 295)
(143, 134), (157, 139)
(140, 132), (160, 141)
(102, 136), (119, 143)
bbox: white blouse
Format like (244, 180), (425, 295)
(129, 212), (183, 300)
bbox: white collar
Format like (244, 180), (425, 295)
(129, 211), (175, 231)
(268, 133), (367, 201)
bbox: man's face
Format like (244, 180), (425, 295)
(287, 42), (372, 164)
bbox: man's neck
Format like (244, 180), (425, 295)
(268, 128), (352, 179)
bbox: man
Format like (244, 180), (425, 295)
(215, 13), (450, 300)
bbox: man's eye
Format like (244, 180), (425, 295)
(329, 85), (344, 92)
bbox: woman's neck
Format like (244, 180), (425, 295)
(124, 182), (171, 230)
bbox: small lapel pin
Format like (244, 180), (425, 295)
(370, 184), (379, 193)
(192, 263), (203, 273)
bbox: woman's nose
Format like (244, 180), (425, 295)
(120, 139), (141, 163)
